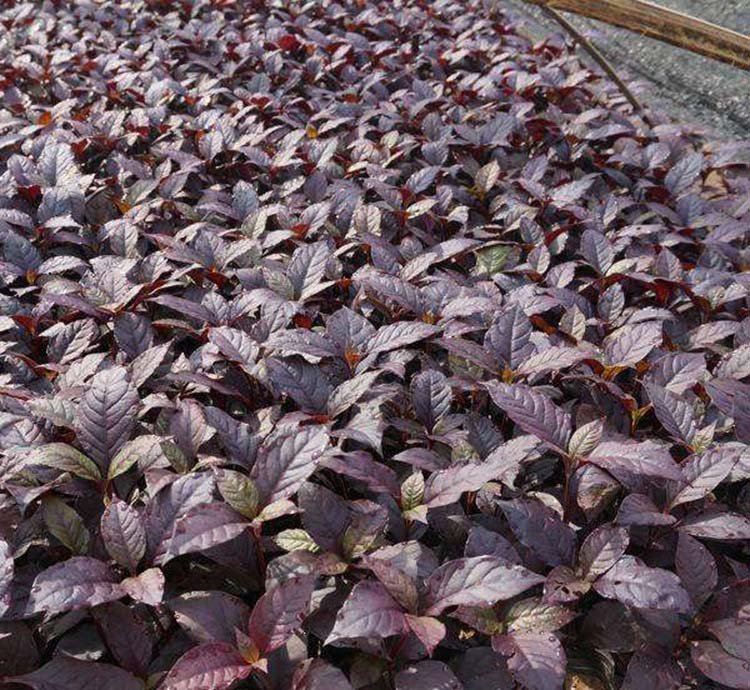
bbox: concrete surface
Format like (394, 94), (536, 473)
(504, 0), (750, 140)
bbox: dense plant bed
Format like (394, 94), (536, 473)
(1, 0), (749, 688)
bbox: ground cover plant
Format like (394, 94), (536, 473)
(0, 0), (749, 688)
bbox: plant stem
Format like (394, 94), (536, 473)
(562, 456), (575, 522)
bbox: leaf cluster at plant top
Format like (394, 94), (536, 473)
(0, 0), (749, 689)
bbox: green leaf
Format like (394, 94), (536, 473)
(107, 443), (140, 481)
(43, 496), (89, 554)
(107, 435), (167, 481)
(216, 469), (260, 519)
(27, 397), (76, 427)
(400, 472), (425, 512)
(275, 529), (319, 553)
(342, 519), (386, 560)
(254, 499), (297, 524)
(473, 244), (515, 277)
(475, 160), (500, 193)
(454, 606), (504, 635)
(568, 420), (603, 458)
(504, 596), (576, 633)
(401, 505), (429, 524)
(32, 444), (101, 482)
(161, 441), (190, 473)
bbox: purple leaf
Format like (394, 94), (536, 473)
(515, 346), (586, 378)
(27, 557), (124, 616)
(707, 619), (750, 662)
(484, 306), (535, 371)
(320, 451), (399, 495)
(669, 445), (742, 509)
(578, 524), (629, 580)
(114, 313), (155, 359)
(647, 352), (707, 394)
(100, 498), (145, 572)
(145, 472), (216, 563)
(691, 641), (750, 689)
(362, 557), (420, 612)
(353, 270), (424, 318)
(130, 342), (171, 388)
(543, 566), (591, 604)
(500, 499), (576, 567)
(161, 642), (252, 690)
(593, 557), (691, 612)
(734, 395), (750, 444)
(298, 483), (349, 551)
(326, 307), (376, 354)
(0, 621), (39, 676)
(401, 238), (479, 280)
(92, 602), (152, 677)
(665, 153), (703, 195)
(209, 327), (259, 368)
(75, 367), (139, 471)
(151, 294), (213, 323)
(675, 532), (717, 608)
(679, 510), (750, 540)
(161, 503), (249, 565)
(395, 661), (463, 690)
(423, 556), (544, 616)
(248, 575), (315, 655)
(587, 440), (683, 481)
(360, 322), (438, 364)
(266, 358), (332, 414)
(603, 322), (662, 367)
(465, 526), (521, 563)
(169, 399), (210, 462)
(645, 384), (697, 446)
(616, 493), (676, 527)
(327, 371), (382, 418)
(0, 538), (13, 617)
(250, 425), (330, 504)
(411, 369), (452, 432)
(326, 581), (407, 644)
(481, 436), (541, 488)
(549, 176), (596, 206)
(621, 650), (681, 690)
(287, 241), (331, 300)
(10, 658), (143, 690)
(567, 419), (604, 458)
(121, 568), (164, 605)
(486, 383), (571, 451)
(492, 632), (566, 690)
(451, 648), (514, 690)
(169, 591), (251, 644)
(292, 659), (354, 690)
(423, 463), (493, 509)
(204, 407), (257, 469)
(580, 229), (614, 275)
(4, 0), (750, 681)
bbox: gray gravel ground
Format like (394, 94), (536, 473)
(504, 0), (750, 140)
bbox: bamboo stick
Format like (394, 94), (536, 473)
(523, 0), (750, 70)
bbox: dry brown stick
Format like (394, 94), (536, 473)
(539, 5), (650, 121)
(524, 0), (750, 70)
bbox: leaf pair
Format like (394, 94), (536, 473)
(164, 576), (315, 690)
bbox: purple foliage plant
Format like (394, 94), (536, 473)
(0, 0), (749, 688)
